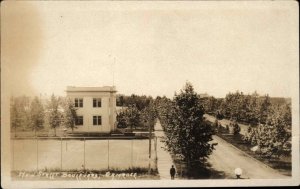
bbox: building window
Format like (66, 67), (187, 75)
(75, 98), (83, 107)
(93, 116), (102, 126)
(76, 116), (83, 125)
(93, 98), (101, 108)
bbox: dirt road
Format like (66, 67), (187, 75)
(204, 114), (249, 135)
(208, 136), (289, 179)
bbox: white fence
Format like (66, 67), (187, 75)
(11, 137), (157, 171)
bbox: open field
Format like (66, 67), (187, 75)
(11, 139), (156, 171)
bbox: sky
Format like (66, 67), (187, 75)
(2, 1), (299, 98)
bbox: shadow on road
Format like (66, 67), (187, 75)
(173, 157), (231, 179)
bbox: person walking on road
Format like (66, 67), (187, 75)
(170, 165), (176, 180)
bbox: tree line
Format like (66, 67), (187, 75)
(10, 95), (77, 136)
(116, 94), (156, 131)
(201, 91), (290, 126)
(201, 91), (292, 158)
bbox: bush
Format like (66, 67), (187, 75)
(225, 125), (229, 132)
(216, 111), (224, 120)
(233, 122), (241, 135)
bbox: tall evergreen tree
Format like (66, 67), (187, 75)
(10, 97), (20, 136)
(163, 82), (216, 167)
(10, 96), (31, 135)
(30, 96), (45, 136)
(62, 98), (77, 133)
(259, 94), (272, 124)
(47, 94), (61, 136)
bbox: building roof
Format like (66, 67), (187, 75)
(66, 86), (117, 93)
(199, 93), (209, 98)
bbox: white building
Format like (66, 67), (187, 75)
(66, 86), (117, 133)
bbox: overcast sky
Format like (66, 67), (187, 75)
(2, 1), (298, 98)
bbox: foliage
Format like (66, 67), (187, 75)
(30, 97), (45, 135)
(225, 125), (229, 132)
(46, 94), (62, 136)
(201, 90), (291, 158)
(125, 105), (141, 131)
(62, 98), (77, 133)
(215, 110), (224, 120)
(213, 119), (219, 128)
(154, 96), (173, 130)
(10, 96), (31, 134)
(232, 122), (241, 135)
(116, 102), (156, 131)
(116, 111), (127, 128)
(201, 91), (285, 126)
(116, 94), (153, 111)
(140, 101), (156, 130)
(243, 103), (292, 158)
(116, 95), (156, 131)
(157, 82), (216, 167)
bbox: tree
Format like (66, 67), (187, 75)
(10, 96), (31, 135)
(141, 101), (156, 130)
(116, 94), (125, 106)
(10, 97), (21, 136)
(30, 97), (45, 136)
(259, 94), (271, 124)
(247, 92), (260, 125)
(47, 94), (61, 136)
(116, 111), (128, 128)
(243, 103), (292, 158)
(232, 122), (241, 135)
(126, 105), (141, 131)
(62, 98), (77, 133)
(162, 82), (216, 168)
(154, 96), (173, 130)
(213, 119), (220, 133)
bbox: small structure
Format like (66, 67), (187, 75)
(66, 86), (117, 133)
(199, 93), (209, 98)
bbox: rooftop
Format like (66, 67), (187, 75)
(66, 86), (117, 93)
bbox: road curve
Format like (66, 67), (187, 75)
(208, 136), (289, 179)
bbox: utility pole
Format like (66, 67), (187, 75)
(113, 57), (115, 87)
(107, 139), (110, 170)
(83, 137), (86, 170)
(148, 121), (152, 174)
(12, 139), (15, 171)
(131, 139), (133, 168)
(36, 137), (39, 171)
(61, 137), (63, 170)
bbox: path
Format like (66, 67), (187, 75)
(153, 119), (288, 179)
(154, 120), (175, 180)
(208, 135), (289, 179)
(204, 114), (249, 135)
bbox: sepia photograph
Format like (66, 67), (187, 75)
(1, 0), (299, 188)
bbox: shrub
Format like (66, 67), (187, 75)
(225, 125), (229, 132)
(233, 122), (241, 135)
(216, 111), (224, 120)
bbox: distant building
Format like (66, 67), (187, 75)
(199, 93), (209, 98)
(66, 86), (117, 133)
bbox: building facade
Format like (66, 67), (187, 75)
(66, 86), (117, 133)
